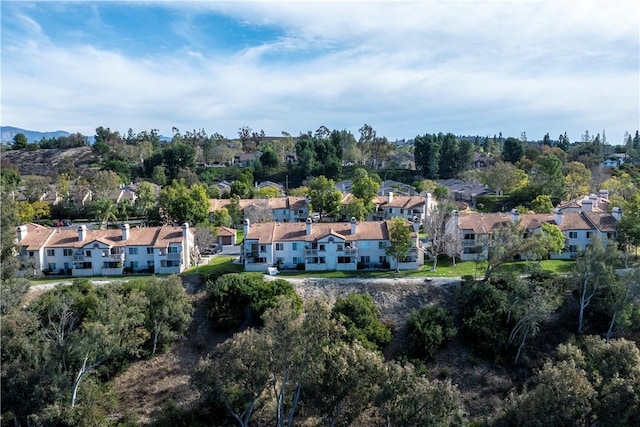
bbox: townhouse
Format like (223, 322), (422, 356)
(370, 192), (437, 224)
(242, 217), (424, 273)
(447, 201), (621, 262)
(209, 196), (309, 223)
(15, 222), (194, 277)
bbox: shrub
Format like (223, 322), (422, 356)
(332, 293), (392, 351)
(406, 305), (457, 360)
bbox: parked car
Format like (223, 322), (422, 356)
(202, 244), (223, 255)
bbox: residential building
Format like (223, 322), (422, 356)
(15, 222), (194, 277)
(371, 192), (436, 223)
(209, 196), (309, 223)
(447, 204), (621, 262)
(215, 226), (237, 245)
(242, 217), (424, 272)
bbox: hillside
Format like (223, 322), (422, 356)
(1, 126), (71, 143)
(0, 146), (99, 177)
(110, 277), (518, 424)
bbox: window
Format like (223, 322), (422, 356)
(319, 244), (326, 251)
(129, 247), (138, 255)
(389, 208), (393, 213)
(260, 245), (267, 252)
(338, 256), (351, 264)
(147, 260), (154, 268)
(586, 231), (593, 238)
(360, 256), (370, 264)
(379, 256), (387, 263)
(28, 251), (34, 257)
(400, 209), (404, 214)
(275, 243), (284, 251)
(292, 243), (298, 250)
(378, 242), (386, 249)
(64, 262), (70, 270)
(161, 260), (180, 267)
(47, 263), (56, 270)
(276, 257), (284, 265)
(463, 233), (475, 240)
(63, 249), (73, 256)
(147, 247), (154, 254)
(337, 244), (343, 251)
(129, 261), (139, 269)
(168, 246), (179, 253)
(568, 231), (578, 239)
(293, 257), (302, 264)
(319, 257), (326, 263)
(47, 249), (55, 256)
(85, 250), (92, 257)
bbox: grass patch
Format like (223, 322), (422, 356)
(182, 256), (243, 276)
(276, 258), (576, 279)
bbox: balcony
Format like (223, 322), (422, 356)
(159, 251), (181, 260)
(103, 252), (125, 261)
(343, 247), (358, 255)
(462, 240), (477, 247)
(305, 248), (318, 256)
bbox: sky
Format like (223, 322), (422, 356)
(1, 1), (639, 144)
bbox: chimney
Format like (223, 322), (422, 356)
(16, 225), (27, 242)
(306, 217), (312, 235)
(77, 225), (87, 242)
(599, 189), (609, 201)
(182, 223), (190, 268)
(388, 191), (394, 204)
(612, 207), (622, 221)
(121, 223), (130, 241)
(450, 210), (459, 233)
(581, 198), (593, 212)
(350, 217), (357, 235)
(425, 193), (433, 216)
(412, 216), (421, 233)
(511, 208), (520, 223)
(554, 208), (563, 225)
(589, 193), (598, 209)
(243, 218), (251, 237)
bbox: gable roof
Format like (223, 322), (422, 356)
(245, 220), (414, 244)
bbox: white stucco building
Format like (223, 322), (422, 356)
(16, 223), (194, 276)
(242, 217), (424, 272)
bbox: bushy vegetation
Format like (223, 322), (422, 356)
(206, 273), (302, 331)
(406, 305), (457, 360)
(332, 292), (392, 351)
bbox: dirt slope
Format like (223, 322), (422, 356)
(111, 277), (514, 424)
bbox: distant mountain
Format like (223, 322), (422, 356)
(1, 126), (71, 143)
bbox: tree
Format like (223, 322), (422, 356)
(259, 148), (279, 168)
(574, 237), (620, 334)
(164, 143), (196, 181)
(134, 181), (156, 224)
(341, 197), (368, 221)
(351, 168), (380, 215)
(212, 207), (233, 227)
(12, 133), (28, 150)
(530, 194), (554, 213)
(23, 175), (50, 203)
(414, 133), (441, 179)
(605, 268), (640, 342)
(563, 161), (591, 200)
(158, 180), (209, 225)
(524, 223), (565, 262)
(502, 137), (524, 163)
(307, 176), (342, 220)
(377, 362), (467, 426)
(483, 220), (525, 281)
(332, 293), (391, 351)
(529, 154), (565, 200)
(151, 165), (167, 186)
(424, 201), (456, 270)
(92, 199), (118, 229)
(193, 225), (217, 272)
(90, 170), (121, 200)
(618, 192), (640, 255)
(386, 218), (412, 272)
(144, 276), (193, 355)
(406, 305), (456, 360)
(480, 162), (528, 194)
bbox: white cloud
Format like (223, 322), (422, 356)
(1, 1), (638, 143)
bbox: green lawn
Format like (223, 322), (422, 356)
(277, 258), (576, 280)
(181, 256), (243, 276)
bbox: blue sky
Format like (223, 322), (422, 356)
(1, 1), (638, 144)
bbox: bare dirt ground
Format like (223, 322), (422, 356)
(110, 276), (514, 424)
(2, 146), (99, 177)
